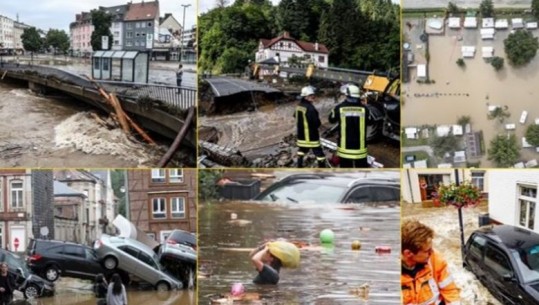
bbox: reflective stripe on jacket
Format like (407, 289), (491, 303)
(401, 250), (461, 305)
(295, 100), (321, 148)
(328, 99), (367, 159)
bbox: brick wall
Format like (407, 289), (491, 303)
(32, 170), (54, 239)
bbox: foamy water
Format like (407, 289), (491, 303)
(54, 112), (161, 166)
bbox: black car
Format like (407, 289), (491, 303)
(253, 172), (400, 204)
(464, 225), (539, 305)
(0, 248), (54, 299)
(166, 229), (197, 251)
(26, 239), (109, 282)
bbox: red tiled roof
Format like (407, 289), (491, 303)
(259, 32), (329, 54)
(125, 1), (159, 21)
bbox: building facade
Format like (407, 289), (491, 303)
(53, 181), (86, 243)
(401, 169), (488, 204)
(255, 32), (329, 68)
(100, 5), (128, 50)
(128, 169), (195, 242)
(0, 15), (14, 50)
(123, 1), (159, 51)
(70, 12), (94, 55)
(488, 170), (539, 233)
(13, 21), (30, 53)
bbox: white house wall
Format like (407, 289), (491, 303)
(488, 170), (539, 232)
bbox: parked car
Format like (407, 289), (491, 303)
(26, 239), (109, 282)
(159, 243), (196, 288)
(253, 172), (400, 204)
(166, 229), (197, 251)
(94, 234), (182, 291)
(464, 225), (539, 305)
(0, 248), (54, 299)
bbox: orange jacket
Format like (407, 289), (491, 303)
(401, 250), (461, 305)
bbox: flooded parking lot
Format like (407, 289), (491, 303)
(198, 201), (400, 305)
(403, 17), (539, 166)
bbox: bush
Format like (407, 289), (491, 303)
(456, 58), (465, 67)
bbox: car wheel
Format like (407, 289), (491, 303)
(44, 266), (60, 282)
(155, 281), (171, 292)
(103, 256), (118, 270)
(24, 283), (40, 299)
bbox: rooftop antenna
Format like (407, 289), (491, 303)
(16, 13), (19, 22)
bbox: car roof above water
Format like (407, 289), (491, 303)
(101, 234), (156, 257)
(476, 225), (539, 250)
(277, 172), (400, 187)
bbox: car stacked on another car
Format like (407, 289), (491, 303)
(166, 229), (196, 251)
(26, 239), (109, 282)
(0, 248), (54, 299)
(94, 234), (182, 291)
(253, 172), (400, 204)
(464, 224), (539, 305)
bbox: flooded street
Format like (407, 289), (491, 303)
(198, 201), (401, 305)
(402, 203), (502, 305)
(11, 277), (194, 305)
(403, 18), (539, 166)
(200, 98), (399, 167)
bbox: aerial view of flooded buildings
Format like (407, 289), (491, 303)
(403, 0), (539, 169)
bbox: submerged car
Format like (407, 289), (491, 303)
(94, 234), (182, 291)
(253, 172), (400, 204)
(464, 225), (539, 305)
(159, 243), (196, 288)
(0, 248), (54, 299)
(166, 229), (197, 251)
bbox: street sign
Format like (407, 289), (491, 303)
(101, 36), (109, 50)
(13, 237), (19, 251)
(40, 226), (49, 237)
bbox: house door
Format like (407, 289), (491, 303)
(418, 174), (449, 200)
(10, 226), (26, 252)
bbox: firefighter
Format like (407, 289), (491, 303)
(295, 86), (326, 168)
(401, 220), (461, 305)
(328, 84), (368, 168)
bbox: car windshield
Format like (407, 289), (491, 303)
(7, 253), (30, 277)
(258, 181), (346, 204)
(511, 245), (539, 283)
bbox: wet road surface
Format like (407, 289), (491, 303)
(198, 201), (401, 305)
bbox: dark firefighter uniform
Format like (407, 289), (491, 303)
(295, 98), (326, 168)
(328, 97), (369, 168)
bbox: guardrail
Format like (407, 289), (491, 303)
(94, 80), (196, 110)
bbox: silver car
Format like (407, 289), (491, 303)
(93, 234), (181, 291)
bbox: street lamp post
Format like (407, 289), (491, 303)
(180, 4), (191, 63)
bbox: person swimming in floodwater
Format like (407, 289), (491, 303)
(249, 242), (282, 285)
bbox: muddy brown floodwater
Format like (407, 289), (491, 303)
(200, 98), (400, 168)
(198, 201), (401, 305)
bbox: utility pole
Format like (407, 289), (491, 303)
(180, 3), (191, 63)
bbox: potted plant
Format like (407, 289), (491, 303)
(436, 181), (482, 208)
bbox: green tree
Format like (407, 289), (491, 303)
(217, 47), (251, 73)
(533, 0), (539, 20)
(430, 134), (459, 158)
(90, 9), (113, 51)
(456, 58), (465, 67)
(45, 29), (70, 54)
(110, 170), (127, 218)
(526, 124), (539, 146)
(504, 30), (539, 67)
(488, 134), (519, 167)
(487, 106), (510, 123)
(21, 27), (43, 54)
(479, 0), (494, 17)
(447, 2), (459, 15)
(198, 170), (223, 202)
(457, 115), (471, 127)
(490, 56), (504, 71)
(276, 0), (309, 40)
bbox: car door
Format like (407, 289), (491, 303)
(62, 245), (91, 279)
(344, 185), (399, 203)
(464, 233), (487, 281)
(117, 245), (143, 275)
(136, 251), (160, 285)
(483, 243), (526, 305)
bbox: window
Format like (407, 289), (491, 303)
(113, 31), (119, 37)
(152, 198), (166, 219)
(484, 245), (512, 277)
(169, 169), (183, 183)
(127, 23), (133, 29)
(136, 22), (140, 28)
(126, 41), (132, 47)
(126, 32), (133, 38)
(471, 171), (485, 191)
(171, 197), (185, 218)
(134, 41), (139, 47)
(518, 184), (537, 230)
(119, 246), (139, 258)
(288, 43), (291, 48)
(469, 234), (486, 259)
(151, 169), (166, 183)
(114, 40), (119, 45)
(102, 58), (109, 71)
(418, 174), (451, 200)
(318, 56), (325, 63)
(94, 58), (100, 69)
(148, 22), (152, 27)
(10, 180), (23, 209)
(141, 22), (146, 28)
(138, 252), (157, 269)
(63, 245), (84, 258)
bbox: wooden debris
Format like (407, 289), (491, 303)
(157, 106), (195, 167)
(1, 71), (7, 80)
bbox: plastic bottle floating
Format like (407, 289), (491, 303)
(375, 246), (391, 254)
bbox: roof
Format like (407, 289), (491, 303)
(260, 32), (329, 54)
(476, 225), (539, 251)
(125, 1), (159, 21)
(54, 181), (85, 197)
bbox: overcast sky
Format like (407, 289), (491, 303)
(0, 0), (196, 33)
(199, 0), (401, 14)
